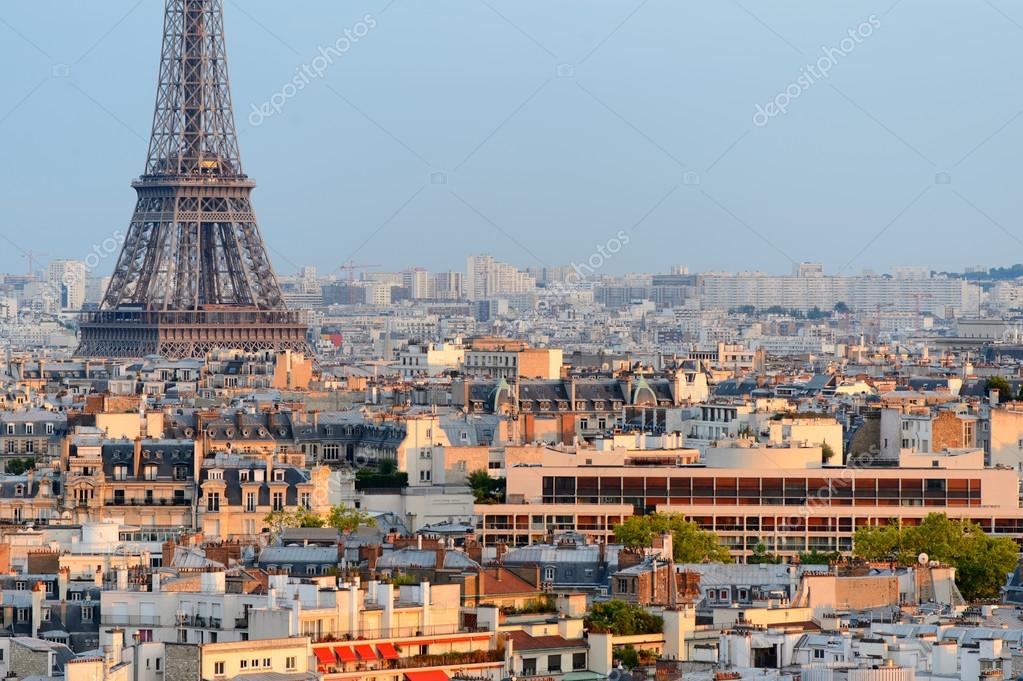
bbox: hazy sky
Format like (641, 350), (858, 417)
(2, 0), (1023, 280)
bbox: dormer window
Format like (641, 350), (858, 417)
(240, 471), (249, 482)
(209, 470), (223, 481)
(25, 424), (33, 435)
(273, 470), (285, 482)
(5, 424), (13, 435)
(14, 484), (24, 496)
(144, 465), (158, 481)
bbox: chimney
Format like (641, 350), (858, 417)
(107, 628), (124, 670)
(58, 567), (69, 601)
(133, 436), (142, 480)
(265, 453), (273, 482)
(311, 411), (319, 429)
(94, 566), (103, 587)
(31, 581), (44, 637)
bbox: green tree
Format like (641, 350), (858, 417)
(263, 510), (300, 541)
(613, 513), (732, 563)
(986, 375), (1012, 399)
(5, 457), (35, 475)
(798, 550), (841, 564)
(467, 469), (506, 504)
(355, 460), (408, 490)
(749, 542), (782, 564)
(297, 508), (325, 527)
(833, 301), (850, 313)
(327, 502), (376, 534)
(614, 646), (640, 669)
(584, 600), (663, 635)
(853, 513), (1018, 600)
(821, 442), (835, 464)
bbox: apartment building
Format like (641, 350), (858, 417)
(497, 446), (1023, 558)
(879, 406), (977, 461)
(64, 436), (197, 527)
(196, 455), (331, 540)
(0, 410), (64, 465)
(700, 271), (978, 316)
(397, 341), (465, 379)
(466, 255), (536, 301)
(462, 337), (562, 381)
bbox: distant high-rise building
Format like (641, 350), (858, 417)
(363, 272), (404, 287)
(85, 276), (112, 307)
(431, 271), (463, 300)
(403, 268), (430, 299)
(47, 260), (87, 310)
(466, 255), (536, 301)
(794, 262), (824, 278)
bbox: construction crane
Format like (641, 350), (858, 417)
(22, 250), (49, 277)
(909, 292), (933, 316)
(337, 261), (380, 305)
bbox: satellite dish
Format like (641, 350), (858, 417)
(917, 553), (929, 565)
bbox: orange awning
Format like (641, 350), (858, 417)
(405, 672), (450, 681)
(355, 644), (378, 660)
(334, 646), (358, 663)
(376, 642), (400, 660)
(313, 648), (336, 666)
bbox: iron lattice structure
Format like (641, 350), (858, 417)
(78, 0), (308, 359)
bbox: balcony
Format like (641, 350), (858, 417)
(176, 614), (225, 628)
(105, 498), (191, 507)
(312, 624), (487, 643)
(101, 615), (163, 626)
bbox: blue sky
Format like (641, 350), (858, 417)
(2, 0), (1023, 279)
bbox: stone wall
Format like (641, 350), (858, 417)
(164, 643), (201, 681)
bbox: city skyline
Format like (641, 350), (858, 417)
(3, 1), (1023, 278)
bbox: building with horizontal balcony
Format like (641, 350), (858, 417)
(64, 433), (197, 528)
(0, 409), (65, 468)
(499, 446), (1023, 559)
(196, 454), (331, 540)
(0, 468), (60, 525)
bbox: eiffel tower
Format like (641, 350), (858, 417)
(77, 0), (308, 359)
